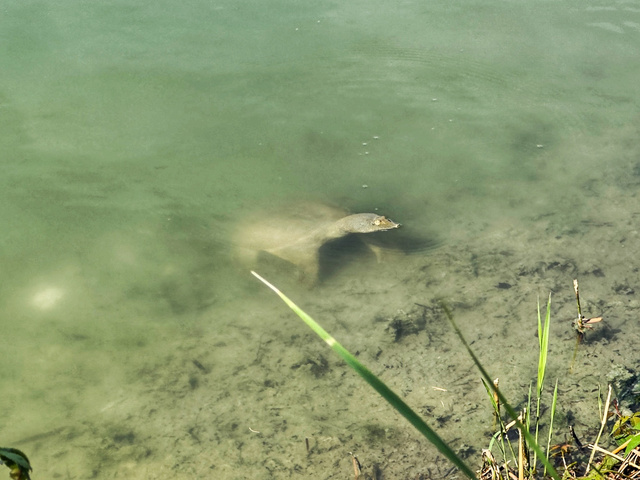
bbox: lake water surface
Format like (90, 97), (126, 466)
(2, 1), (639, 478)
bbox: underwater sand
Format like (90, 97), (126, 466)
(1, 0), (640, 478)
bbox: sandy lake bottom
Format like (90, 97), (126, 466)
(5, 166), (639, 479)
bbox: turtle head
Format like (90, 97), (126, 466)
(344, 213), (401, 233)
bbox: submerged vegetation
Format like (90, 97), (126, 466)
(571, 279), (603, 372)
(253, 272), (640, 480)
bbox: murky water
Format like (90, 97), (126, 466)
(2, 1), (639, 478)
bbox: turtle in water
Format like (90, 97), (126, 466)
(234, 202), (400, 284)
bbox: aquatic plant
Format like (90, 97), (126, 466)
(477, 296), (559, 480)
(441, 301), (560, 480)
(570, 278), (602, 372)
(0, 447), (32, 480)
(252, 271), (640, 480)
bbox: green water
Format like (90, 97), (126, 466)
(2, 1), (639, 478)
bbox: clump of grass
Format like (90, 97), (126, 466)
(476, 295), (559, 480)
(252, 271), (639, 480)
(534, 295), (558, 477)
(440, 301), (560, 480)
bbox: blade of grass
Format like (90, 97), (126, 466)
(537, 294), (552, 396)
(482, 378), (500, 416)
(252, 271), (478, 480)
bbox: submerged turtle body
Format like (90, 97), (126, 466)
(234, 202), (400, 283)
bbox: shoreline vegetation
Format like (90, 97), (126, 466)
(253, 271), (640, 480)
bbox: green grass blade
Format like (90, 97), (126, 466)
(534, 294), (552, 473)
(481, 378), (500, 415)
(252, 271), (478, 480)
(537, 294), (552, 397)
(537, 296), (543, 350)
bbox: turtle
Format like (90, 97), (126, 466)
(233, 202), (400, 284)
